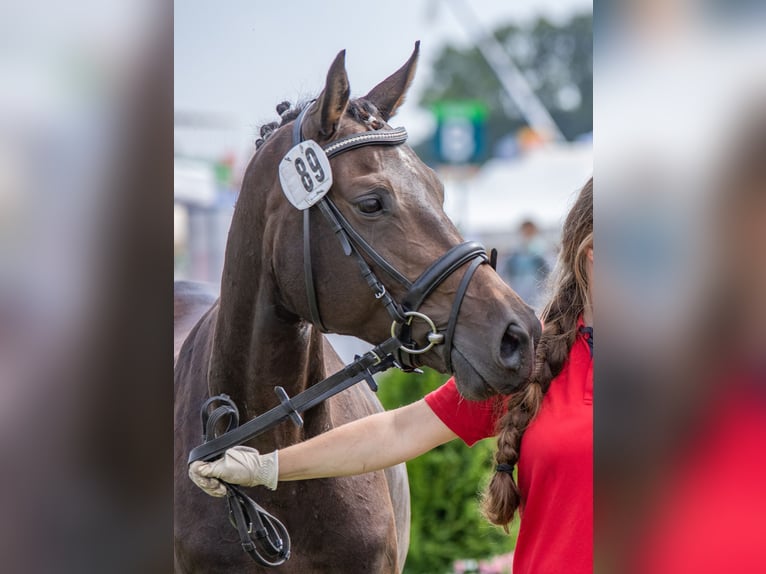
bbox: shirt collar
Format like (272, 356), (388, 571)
(577, 315), (593, 356)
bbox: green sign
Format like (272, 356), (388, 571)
(432, 100), (488, 164)
(431, 100), (489, 122)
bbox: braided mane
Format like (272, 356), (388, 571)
(255, 99), (385, 149)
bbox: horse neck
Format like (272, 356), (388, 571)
(207, 186), (327, 450)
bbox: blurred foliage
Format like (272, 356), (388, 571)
(416, 13), (593, 164)
(377, 368), (518, 574)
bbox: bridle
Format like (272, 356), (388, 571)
(293, 103), (489, 372)
(189, 103), (494, 567)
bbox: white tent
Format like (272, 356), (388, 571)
(442, 141), (593, 235)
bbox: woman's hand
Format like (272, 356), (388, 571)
(188, 447), (279, 497)
(188, 398), (456, 496)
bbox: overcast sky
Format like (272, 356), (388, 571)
(175, 0), (592, 162)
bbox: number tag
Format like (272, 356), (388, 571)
(278, 140), (333, 210)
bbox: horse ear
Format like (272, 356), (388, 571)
(304, 50), (350, 141)
(363, 41), (420, 121)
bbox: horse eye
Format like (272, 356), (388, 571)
(357, 198), (383, 215)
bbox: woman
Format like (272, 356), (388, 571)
(191, 178), (594, 574)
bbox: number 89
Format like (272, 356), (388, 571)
(295, 148), (326, 192)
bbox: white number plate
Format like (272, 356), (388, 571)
(278, 140), (333, 210)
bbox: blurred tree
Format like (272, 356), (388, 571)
(416, 13), (592, 164)
(377, 368), (517, 574)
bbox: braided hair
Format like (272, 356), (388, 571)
(482, 178), (593, 530)
(254, 99), (387, 149)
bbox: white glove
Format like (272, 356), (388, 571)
(188, 447), (279, 497)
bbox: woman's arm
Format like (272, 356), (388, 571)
(189, 398), (457, 495)
(280, 398), (457, 480)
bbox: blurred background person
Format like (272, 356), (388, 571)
(500, 218), (552, 310)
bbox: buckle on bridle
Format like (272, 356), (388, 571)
(391, 310), (444, 355)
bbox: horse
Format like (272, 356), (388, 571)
(174, 44), (541, 573)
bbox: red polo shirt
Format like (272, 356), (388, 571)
(425, 320), (593, 574)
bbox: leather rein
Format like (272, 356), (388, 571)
(188, 104), (491, 567)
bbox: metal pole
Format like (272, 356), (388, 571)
(446, 0), (566, 142)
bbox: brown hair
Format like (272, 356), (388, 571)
(482, 177), (593, 530)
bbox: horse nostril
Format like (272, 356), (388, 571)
(499, 323), (529, 370)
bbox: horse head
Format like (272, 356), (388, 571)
(243, 44), (540, 400)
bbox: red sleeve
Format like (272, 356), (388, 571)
(424, 377), (508, 446)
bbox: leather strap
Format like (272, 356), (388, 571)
(303, 209), (327, 332)
(200, 395), (239, 442)
(226, 484), (291, 567)
(189, 336), (402, 463)
(401, 242), (488, 312)
(324, 127), (408, 158)
(312, 199), (406, 325)
(395, 244), (487, 370)
(291, 103), (312, 144)
(443, 256), (485, 374)
(316, 200), (353, 256)
(323, 198), (412, 287)
(190, 338), (403, 568)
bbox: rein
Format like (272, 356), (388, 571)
(188, 337), (401, 463)
(190, 104), (491, 567)
(189, 337), (402, 567)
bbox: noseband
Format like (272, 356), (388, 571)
(291, 103), (488, 372)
